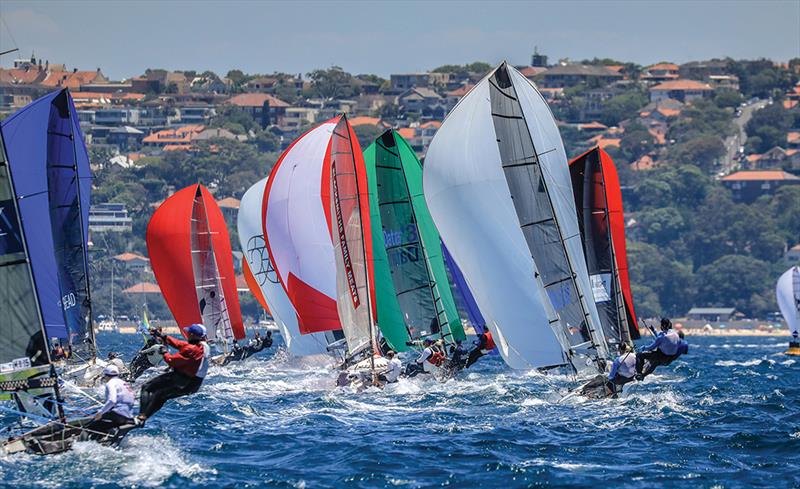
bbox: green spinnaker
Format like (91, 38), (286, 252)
(364, 130), (465, 352)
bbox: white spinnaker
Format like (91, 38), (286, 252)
(777, 266), (800, 336)
(265, 121), (337, 299)
(509, 67), (609, 362)
(423, 69), (565, 370)
(238, 178), (329, 356)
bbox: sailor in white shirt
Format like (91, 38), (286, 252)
(379, 350), (403, 383)
(86, 365), (135, 435)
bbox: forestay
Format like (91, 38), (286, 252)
(424, 62), (608, 372)
(238, 178), (330, 356)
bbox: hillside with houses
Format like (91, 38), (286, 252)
(2, 50), (799, 322)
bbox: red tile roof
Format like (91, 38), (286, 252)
(445, 84), (475, 98)
(41, 70), (104, 89)
(143, 125), (206, 145)
(396, 127), (415, 140)
(420, 121), (442, 129)
(226, 93), (290, 108)
(348, 116), (386, 127)
(722, 170), (800, 182)
(651, 80), (713, 91)
(646, 63), (679, 72)
(578, 121), (608, 130)
(114, 252), (149, 262)
(217, 197), (240, 209)
(123, 282), (161, 294)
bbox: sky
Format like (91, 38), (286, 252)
(0, 0), (798, 80)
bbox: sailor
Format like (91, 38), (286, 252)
(405, 339), (435, 378)
(608, 343), (637, 388)
(51, 343), (67, 361)
(663, 330), (689, 366)
(466, 328), (496, 368)
(635, 318), (681, 380)
(127, 328), (166, 381)
(137, 324), (210, 424)
(106, 352), (128, 374)
(86, 365), (135, 435)
(448, 339), (468, 370)
(378, 350), (403, 384)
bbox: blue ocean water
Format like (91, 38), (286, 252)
(1, 333), (798, 488)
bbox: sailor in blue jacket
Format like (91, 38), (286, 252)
(635, 318), (684, 379)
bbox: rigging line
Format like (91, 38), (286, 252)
(0, 14), (19, 53)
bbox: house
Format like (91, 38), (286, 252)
(217, 196), (240, 220)
(649, 80), (714, 103)
(279, 107), (319, 131)
(131, 70), (190, 94)
(640, 99), (684, 123)
(535, 64), (623, 88)
(142, 125), (206, 148)
(113, 252), (150, 272)
(348, 116), (390, 129)
(396, 88), (446, 118)
(225, 93), (290, 128)
(720, 170), (800, 202)
(122, 282), (161, 295)
(679, 60), (731, 81)
(193, 127), (247, 142)
(687, 307), (736, 322)
(89, 203), (133, 233)
(641, 63), (680, 83)
(178, 106), (216, 124)
(41, 68), (108, 89)
(107, 126), (145, 150)
(517, 66), (548, 81)
(94, 108), (141, 126)
(390, 72), (449, 91)
(444, 83), (474, 110)
(708, 75), (740, 93)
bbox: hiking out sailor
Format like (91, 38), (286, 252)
(137, 324), (210, 424)
(127, 328), (166, 381)
(448, 339), (468, 370)
(378, 350), (403, 384)
(663, 330), (689, 366)
(86, 365), (135, 435)
(608, 343), (637, 388)
(405, 339), (438, 377)
(51, 343), (67, 361)
(635, 318), (681, 380)
(466, 328), (495, 368)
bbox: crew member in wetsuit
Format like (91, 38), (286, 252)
(608, 343), (637, 389)
(127, 327), (165, 380)
(137, 324), (210, 424)
(405, 339), (435, 378)
(448, 339), (468, 370)
(635, 318), (680, 380)
(466, 328), (495, 368)
(86, 365), (135, 436)
(26, 330), (48, 366)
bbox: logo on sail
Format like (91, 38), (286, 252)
(331, 161), (360, 309)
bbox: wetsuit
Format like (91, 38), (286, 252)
(636, 330), (680, 378)
(221, 334), (273, 365)
(139, 335), (209, 419)
(466, 330), (495, 368)
(86, 377), (135, 436)
(447, 343), (468, 370)
(128, 343), (164, 380)
(26, 330), (48, 366)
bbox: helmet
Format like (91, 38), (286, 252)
(660, 317), (672, 330)
(185, 324), (207, 337)
(103, 365), (120, 377)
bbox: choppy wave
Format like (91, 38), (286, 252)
(1, 334), (799, 488)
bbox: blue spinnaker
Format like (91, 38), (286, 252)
(441, 243), (486, 333)
(1, 90), (93, 350)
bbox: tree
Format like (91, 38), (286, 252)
(353, 124), (385, 149)
(668, 136), (726, 172)
(619, 122), (655, 161)
(745, 103), (792, 152)
(636, 207), (686, 246)
(307, 66), (357, 100)
(695, 255), (771, 316)
(599, 90), (649, 126)
(714, 91), (744, 109)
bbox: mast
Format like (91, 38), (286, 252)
(65, 89), (96, 357)
(340, 114), (377, 369)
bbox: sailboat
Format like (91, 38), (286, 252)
(0, 89), (129, 455)
(147, 184), (245, 350)
(238, 178), (331, 356)
(363, 130), (466, 356)
(263, 115), (382, 384)
(423, 62), (609, 380)
(568, 147), (639, 350)
(777, 265), (800, 355)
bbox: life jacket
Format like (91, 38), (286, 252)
(483, 331), (496, 351)
(428, 350), (446, 367)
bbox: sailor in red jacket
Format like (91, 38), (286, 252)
(137, 324), (210, 424)
(466, 328), (495, 368)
